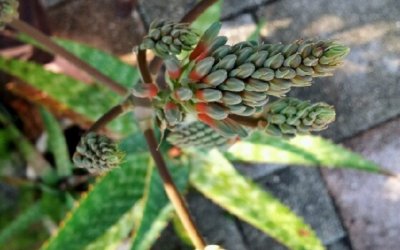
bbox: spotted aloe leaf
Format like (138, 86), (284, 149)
(226, 132), (384, 173)
(190, 150), (325, 250)
(0, 57), (136, 135)
(41, 153), (150, 250)
(130, 159), (190, 250)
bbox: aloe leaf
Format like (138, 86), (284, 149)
(0, 112), (54, 181)
(85, 205), (139, 250)
(191, 0), (223, 34)
(55, 39), (140, 88)
(247, 19), (266, 41)
(39, 107), (73, 177)
(15, 34), (139, 88)
(130, 160), (189, 250)
(41, 153), (150, 250)
(191, 150), (325, 250)
(0, 202), (42, 244)
(226, 132), (382, 173)
(0, 57), (136, 135)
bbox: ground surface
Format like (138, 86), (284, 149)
(41, 0), (400, 249)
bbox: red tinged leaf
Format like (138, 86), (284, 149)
(189, 42), (207, 61)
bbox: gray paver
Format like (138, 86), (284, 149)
(239, 167), (347, 249)
(322, 117), (400, 250)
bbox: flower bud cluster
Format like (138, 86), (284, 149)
(73, 132), (124, 172)
(140, 20), (199, 57)
(263, 98), (336, 137)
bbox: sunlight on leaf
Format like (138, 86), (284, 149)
(226, 132), (382, 173)
(191, 0), (223, 34)
(191, 150), (325, 250)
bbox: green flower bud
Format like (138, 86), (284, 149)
(219, 78), (245, 92)
(245, 78), (270, 92)
(174, 87), (193, 101)
(275, 67), (296, 79)
(164, 102), (182, 125)
(214, 54), (237, 70)
(212, 45), (232, 59)
(229, 63), (255, 78)
(303, 56), (319, 67)
(264, 53), (285, 69)
(251, 68), (275, 81)
(195, 89), (223, 102)
(284, 54), (302, 68)
(282, 43), (299, 57)
(190, 57), (215, 81)
(203, 69), (228, 86)
(236, 47), (254, 65)
(196, 103), (228, 120)
(221, 92), (242, 105)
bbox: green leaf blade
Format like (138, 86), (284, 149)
(191, 150), (325, 250)
(55, 39), (140, 88)
(227, 133), (381, 173)
(131, 160), (190, 250)
(41, 153), (150, 250)
(0, 57), (136, 135)
(191, 0), (223, 34)
(39, 107), (73, 177)
(0, 202), (43, 245)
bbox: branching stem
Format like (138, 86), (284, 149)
(9, 19), (128, 96)
(86, 97), (134, 134)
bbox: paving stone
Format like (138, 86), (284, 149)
(187, 190), (248, 250)
(137, 0), (197, 27)
(321, 117), (400, 250)
(46, 0), (147, 54)
(327, 238), (352, 250)
(153, 189), (248, 250)
(256, 0), (400, 140)
(221, 0), (278, 20)
(238, 167), (347, 249)
(220, 14), (257, 44)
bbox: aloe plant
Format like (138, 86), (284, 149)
(0, 0), (396, 250)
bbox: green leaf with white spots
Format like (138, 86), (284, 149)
(41, 153), (150, 250)
(130, 159), (190, 250)
(55, 39), (140, 88)
(226, 132), (383, 173)
(0, 202), (43, 244)
(191, 150), (325, 250)
(0, 57), (136, 135)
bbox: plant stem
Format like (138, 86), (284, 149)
(136, 48), (206, 249)
(86, 97), (134, 134)
(9, 19), (128, 96)
(143, 129), (206, 249)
